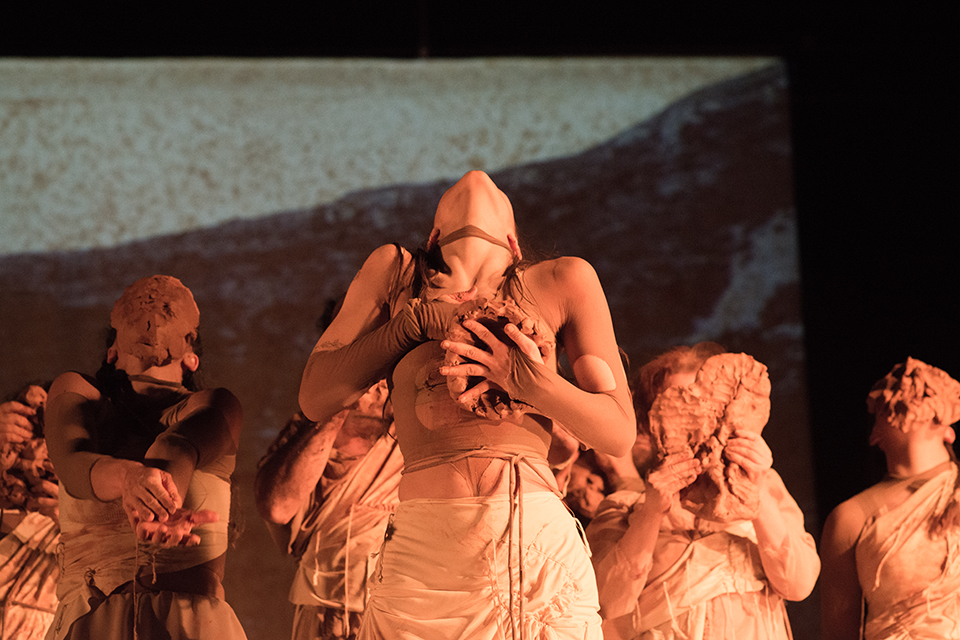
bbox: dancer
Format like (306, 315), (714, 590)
(821, 357), (960, 640)
(44, 275), (246, 639)
(256, 379), (402, 640)
(0, 384), (59, 640)
(298, 170), (635, 639)
(587, 344), (819, 640)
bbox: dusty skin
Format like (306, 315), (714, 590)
(821, 358), (960, 640)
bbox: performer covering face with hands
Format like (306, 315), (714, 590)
(586, 344), (819, 640)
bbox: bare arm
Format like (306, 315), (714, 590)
(254, 411), (343, 528)
(299, 245), (410, 423)
(821, 500), (866, 640)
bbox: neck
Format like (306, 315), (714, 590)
(432, 242), (515, 298)
(885, 442), (952, 479)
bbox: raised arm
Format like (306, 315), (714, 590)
(821, 499), (866, 640)
(725, 430), (820, 601)
(298, 244), (460, 424)
(298, 245), (407, 422)
(750, 469), (820, 600)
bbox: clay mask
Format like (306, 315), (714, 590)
(110, 275), (199, 368)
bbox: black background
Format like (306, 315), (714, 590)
(3, 1), (955, 527)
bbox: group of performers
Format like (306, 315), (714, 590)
(0, 169), (958, 639)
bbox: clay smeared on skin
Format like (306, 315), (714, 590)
(0, 385), (57, 511)
(445, 298), (554, 420)
(649, 353), (771, 522)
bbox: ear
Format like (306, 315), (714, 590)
(427, 228), (440, 249)
(106, 346), (119, 364)
(508, 233), (523, 260)
(945, 425), (956, 445)
(182, 351), (200, 372)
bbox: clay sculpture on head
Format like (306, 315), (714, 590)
(649, 352), (771, 522)
(866, 356), (960, 434)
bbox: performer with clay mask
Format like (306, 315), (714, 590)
(44, 275), (246, 639)
(586, 344), (819, 640)
(821, 358), (960, 640)
(298, 170), (635, 639)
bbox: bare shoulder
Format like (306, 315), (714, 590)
(362, 243), (410, 270)
(527, 256), (602, 296)
(48, 371), (99, 402)
(823, 493), (870, 551)
(532, 255), (597, 280)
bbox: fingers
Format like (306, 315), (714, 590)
(725, 430), (773, 480)
(648, 451), (702, 494)
(137, 521), (201, 547)
(135, 509), (219, 547)
(455, 380), (495, 407)
(726, 430), (772, 465)
(0, 402), (36, 442)
(123, 468), (180, 523)
(187, 509), (220, 525)
(502, 324), (543, 362)
(38, 479), (60, 499)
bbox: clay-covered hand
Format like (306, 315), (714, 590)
(135, 508), (219, 547)
(642, 451), (702, 514)
(440, 318), (544, 408)
(723, 429), (772, 483)
(26, 479), (60, 521)
(0, 401), (35, 447)
(121, 465), (182, 528)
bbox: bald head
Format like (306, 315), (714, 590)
(433, 171), (516, 242)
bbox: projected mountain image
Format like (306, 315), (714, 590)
(0, 63), (812, 638)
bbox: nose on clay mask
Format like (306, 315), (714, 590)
(110, 275), (200, 367)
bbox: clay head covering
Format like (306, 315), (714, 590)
(110, 275), (200, 368)
(648, 352), (771, 522)
(866, 357), (960, 432)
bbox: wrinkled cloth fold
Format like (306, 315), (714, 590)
(357, 492), (602, 640)
(857, 465), (960, 640)
(287, 434), (403, 613)
(0, 511), (59, 640)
